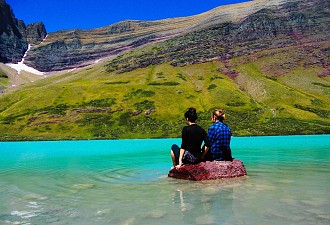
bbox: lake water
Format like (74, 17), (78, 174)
(0, 135), (329, 225)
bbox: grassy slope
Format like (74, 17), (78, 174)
(0, 68), (8, 91)
(0, 44), (329, 141)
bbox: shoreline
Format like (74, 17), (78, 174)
(0, 133), (328, 143)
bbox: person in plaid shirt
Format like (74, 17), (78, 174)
(203, 109), (233, 161)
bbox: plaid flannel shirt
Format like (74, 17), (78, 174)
(207, 121), (232, 160)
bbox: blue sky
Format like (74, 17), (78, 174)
(7, 0), (249, 33)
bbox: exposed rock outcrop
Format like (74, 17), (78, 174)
(2, 0), (329, 72)
(23, 20), (188, 72)
(26, 22), (47, 45)
(168, 159), (247, 181)
(24, 0), (329, 72)
(0, 0), (27, 63)
(106, 0), (330, 73)
(0, 0), (47, 64)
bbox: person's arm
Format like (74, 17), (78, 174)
(201, 146), (209, 160)
(201, 130), (210, 160)
(177, 148), (185, 168)
(177, 127), (187, 168)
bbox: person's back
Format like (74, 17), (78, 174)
(207, 109), (232, 161)
(170, 108), (210, 168)
(181, 123), (208, 159)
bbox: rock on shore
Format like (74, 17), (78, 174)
(168, 159), (247, 181)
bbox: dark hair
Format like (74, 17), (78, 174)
(184, 107), (197, 122)
(212, 109), (226, 121)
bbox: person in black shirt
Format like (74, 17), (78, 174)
(170, 108), (210, 169)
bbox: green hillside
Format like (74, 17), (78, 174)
(1, 0), (329, 141)
(0, 68), (8, 91)
(0, 45), (329, 141)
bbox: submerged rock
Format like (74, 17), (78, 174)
(168, 159), (247, 181)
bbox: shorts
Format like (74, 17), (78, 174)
(171, 144), (198, 164)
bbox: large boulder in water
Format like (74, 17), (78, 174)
(168, 159), (247, 181)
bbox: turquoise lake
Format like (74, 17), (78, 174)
(0, 135), (329, 224)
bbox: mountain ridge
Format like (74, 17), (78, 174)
(105, 0), (329, 73)
(23, 0), (305, 72)
(0, 0), (329, 141)
(0, 0), (47, 64)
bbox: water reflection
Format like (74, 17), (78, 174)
(170, 180), (236, 224)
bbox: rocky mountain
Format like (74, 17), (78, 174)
(0, 0), (46, 63)
(0, 0), (329, 141)
(22, 0), (329, 72)
(0, 0), (27, 63)
(2, 0), (329, 73)
(26, 22), (47, 45)
(106, 0), (329, 74)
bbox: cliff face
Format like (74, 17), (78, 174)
(105, 0), (330, 73)
(0, 0), (47, 63)
(1, 0), (329, 72)
(0, 0), (27, 63)
(23, 19), (200, 72)
(23, 0), (329, 72)
(26, 22), (47, 45)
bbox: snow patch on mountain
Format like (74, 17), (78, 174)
(6, 44), (44, 76)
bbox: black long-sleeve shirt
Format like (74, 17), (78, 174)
(181, 124), (210, 158)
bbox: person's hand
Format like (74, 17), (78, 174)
(175, 164), (181, 169)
